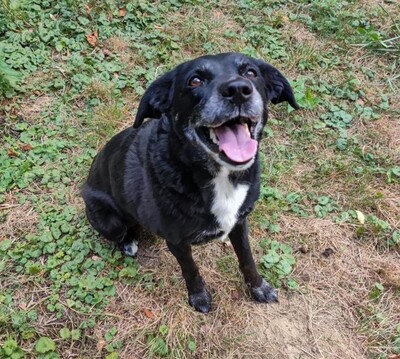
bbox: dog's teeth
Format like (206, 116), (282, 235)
(242, 122), (251, 136)
(209, 129), (218, 144)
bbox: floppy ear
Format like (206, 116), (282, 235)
(134, 69), (176, 128)
(256, 60), (299, 110)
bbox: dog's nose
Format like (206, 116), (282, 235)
(220, 79), (253, 105)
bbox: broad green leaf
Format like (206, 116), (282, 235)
(35, 337), (56, 353)
(59, 328), (70, 339)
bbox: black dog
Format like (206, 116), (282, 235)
(82, 53), (298, 313)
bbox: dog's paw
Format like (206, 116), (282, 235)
(250, 279), (278, 303)
(121, 241), (138, 257)
(188, 288), (212, 313)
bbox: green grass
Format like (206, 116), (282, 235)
(0, 0), (399, 358)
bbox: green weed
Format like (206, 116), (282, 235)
(147, 325), (170, 357)
(259, 239), (297, 289)
(0, 337), (24, 359)
(0, 56), (21, 98)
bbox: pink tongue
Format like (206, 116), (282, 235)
(214, 123), (258, 163)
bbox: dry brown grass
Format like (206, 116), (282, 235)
(162, 5), (246, 60)
(106, 36), (130, 54)
(353, 115), (400, 162)
(17, 95), (56, 124)
(87, 217), (377, 359)
(104, 35), (148, 71)
(281, 21), (332, 75)
(0, 193), (39, 241)
(374, 185), (400, 228)
(279, 216), (400, 356)
(84, 102), (134, 150)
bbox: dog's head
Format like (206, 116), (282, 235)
(134, 53), (299, 170)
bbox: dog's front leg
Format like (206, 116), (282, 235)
(167, 241), (211, 313)
(229, 219), (278, 303)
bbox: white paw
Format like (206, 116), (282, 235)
(122, 241), (138, 257)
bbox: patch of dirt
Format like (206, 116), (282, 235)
(164, 6), (246, 59)
(93, 214), (400, 358)
(17, 95), (55, 123)
(357, 116), (400, 158)
(0, 193), (38, 241)
(374, 185), (400, 228)
(285, 22), (319, 44)
(104, 36), (148, 70)
(106, 36), (130, 53)
(249, 294), (364, 359)
(279, 217), (400, 355)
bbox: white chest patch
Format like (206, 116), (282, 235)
(211, 168), (249, 240)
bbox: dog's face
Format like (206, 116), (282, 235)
(134, 53), (298, 170)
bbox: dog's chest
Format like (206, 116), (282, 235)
(210, 168), (249, 239)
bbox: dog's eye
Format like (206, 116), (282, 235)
(245, 69), (257, 79)
(189, 76), (203, 87)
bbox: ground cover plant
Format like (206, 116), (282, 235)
(0, 0), (399, 358)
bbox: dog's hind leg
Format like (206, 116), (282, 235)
(82, 185), (138, 256)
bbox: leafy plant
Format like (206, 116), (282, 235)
(0, 57), (21, 98)
(35, 337), (56, 354)
(286, 192), (309, 218)
(259, 239), (297, 289)
(389, 230), (400, 248)
(187, 336), (196, 353)
(320, 105), (353, 129)
(313, 196), (338, 218)
(289, 77), (320, 111)
(369, 282), (384, 301)
(387, 167), (400, 183)
(147, 325), (170, 357)
(0, 337), (24, 359)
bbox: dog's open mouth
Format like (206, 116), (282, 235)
(197, 117), (258, 164)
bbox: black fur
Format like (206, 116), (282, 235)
(82, 53), (298, 313)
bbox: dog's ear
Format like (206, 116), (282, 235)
(134, 69), (176, 128)
(256, 60), (299, 110)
